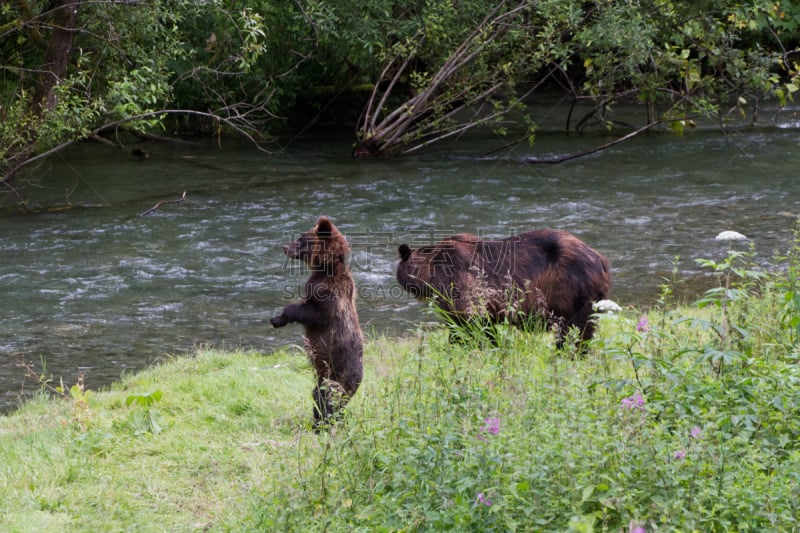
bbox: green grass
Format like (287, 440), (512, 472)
(0, 346), (315, 531)
(2, 240), (800, 532)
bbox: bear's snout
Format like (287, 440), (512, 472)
(283, 241), (299, 258)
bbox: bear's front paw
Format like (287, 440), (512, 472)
(270, 315), (288, 328)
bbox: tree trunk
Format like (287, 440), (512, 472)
(32, 0), (80, 114)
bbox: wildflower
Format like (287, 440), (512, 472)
(690, 426), (702, 439)
(629, 523), (647, 533)
(594, 299), (622, 313)
(636, 315), (650, 333)
(715, 230), (747, 241)
(475, 492), (492, 506)
(482, 417), (500, 436)
(621, 393), (645, 410)
(674, 449), (686, 460)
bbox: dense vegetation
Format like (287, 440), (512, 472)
(1, 231), (799, 531)
(2, 1), (799, 185)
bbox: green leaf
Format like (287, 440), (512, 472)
(126, 390), (164, 408)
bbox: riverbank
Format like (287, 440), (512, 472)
(2, 256), (799, 532)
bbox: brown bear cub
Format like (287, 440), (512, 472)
(396, 230), (611, 348)
(271, 217), (364, 428)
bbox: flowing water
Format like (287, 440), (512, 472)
(2, 122), (799, 411)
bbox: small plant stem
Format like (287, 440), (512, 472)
(628, 344), (645, 392)
(716, 247), (736, 377)
(716, 433), (726, 499)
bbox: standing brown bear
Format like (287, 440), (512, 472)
(271, 217), (364, 428)
(396, 229), (611, 348)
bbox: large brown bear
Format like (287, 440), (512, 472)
(271, 217), (364, 428)
(396, 229), (612, 347)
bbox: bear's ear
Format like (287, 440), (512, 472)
(316, 217), (334, 238)
(398, 244), (412, 261)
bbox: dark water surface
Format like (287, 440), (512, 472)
(2, 126), (799, 411)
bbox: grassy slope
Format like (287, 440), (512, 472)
(1, 295), (799, 531)
(0, 346), (317, 531)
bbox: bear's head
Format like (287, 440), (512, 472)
(283, 216), (349, 270)
(397, 235), (483, 304)
(397, 238), (474, 300)
(397, 243), (436, 299)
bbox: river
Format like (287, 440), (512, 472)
(2, 122), (799, 411)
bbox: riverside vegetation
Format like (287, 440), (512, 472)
(4, 1), (800, 186)
(1, 230), (799, 532)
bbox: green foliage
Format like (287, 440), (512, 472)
(0, 349), (313, 530)
(125, 389), (163, 408)
(353, 0), (800, 155)
(124, 390), (165, 434)
(587, 231), (800, 530)
(3, 0), (799, 177)
(570, 0), (799, 129)
(1, 0), (191, 178)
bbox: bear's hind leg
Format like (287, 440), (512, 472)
(311, 384), (332, 431)
(311, 379), (349, 431)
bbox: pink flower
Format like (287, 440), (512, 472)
(621, 393), (645, 410)
(636, 316), (650, 333)
(477, 417), (500, 441)
(630, 525), (646, 533)
(475, 492), (492, 506)
(691, 426), (702, 439)
(674, 449), (686, 460)
(482, 417), (500, 436)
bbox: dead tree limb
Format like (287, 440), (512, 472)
(354, 1), (531, 157)
(139, 191), (187, 216)
(525, 121), (660, 164)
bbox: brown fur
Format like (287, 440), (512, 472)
(396, 229), (611, 347)
(271, 217), (364, 427)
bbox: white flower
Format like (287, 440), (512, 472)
(715, 230), (747, 241)
(594, 299), (622, 313)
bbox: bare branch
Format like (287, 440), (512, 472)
(354, 0), (533, 157)
(525, 121), (661, 164)
(364, 40), (422, 132)
(139, 191), (187, 217)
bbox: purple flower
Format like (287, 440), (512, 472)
(477, 417), (500, 440)
(475, 492), (492, 506)
(674, 449), (686, 460)
(630, 525), (646, 533)
(621, 393), (645, 410)
(636, 316), (650, 333)
(482, 417), (500, 436)
(691, 426), (702, 439)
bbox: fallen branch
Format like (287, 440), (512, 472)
(139, 191), (187, 216)
(89, 134), (120, 149)
(525, 121), (660, 164)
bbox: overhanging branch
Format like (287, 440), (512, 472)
(2, 109), (277, 183)
(355, 0), (531, 157)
